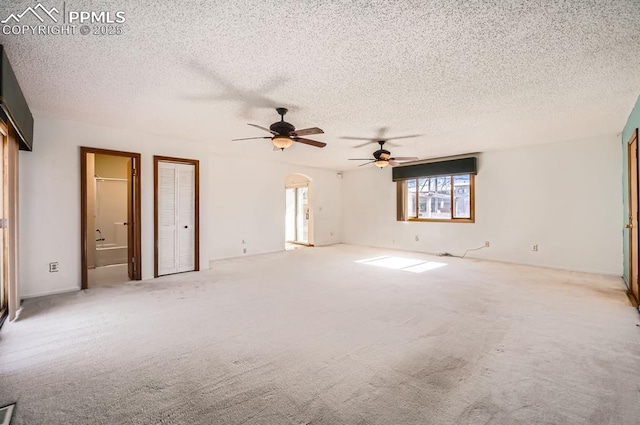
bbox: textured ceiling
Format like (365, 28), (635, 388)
(2, 0), (640, 170)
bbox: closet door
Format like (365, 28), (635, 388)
(158, 162), (178, 276)
(176, 163), (195, 272)
(156, 159), (198, 276)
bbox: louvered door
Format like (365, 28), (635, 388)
(157, 161), (196, 276)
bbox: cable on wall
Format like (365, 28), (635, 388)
(438, 245), (487, 259)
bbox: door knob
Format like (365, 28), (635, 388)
(184, 225), (188, 229)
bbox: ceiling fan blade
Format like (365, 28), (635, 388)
(389, 160), (399, 166)
(232, 136), (272, 141)
(291, 127), (324, 137)
(389, 156), (419, 161)
(341, 136), (375, 141)
(358, 161), (376, 167)
(353, 141), (376, 148)
(247, 123), (278, 135)
(348, 158), (374, 161)
(384, 134), (422, 141)
(293, 137), (326, 148)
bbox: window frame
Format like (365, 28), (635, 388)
(400, 174), (475, 223)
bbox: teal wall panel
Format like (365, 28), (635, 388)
(622, 95), (640, 285)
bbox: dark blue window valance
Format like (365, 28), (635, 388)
(0, 45), (33, 151)
(392, 157), (477, 181)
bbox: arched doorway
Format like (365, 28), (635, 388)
(285, 174), (313, 249)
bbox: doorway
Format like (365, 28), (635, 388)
(0, 120), (18, 323)
(285, 174), (313, 249)
(627, 129), (639, 307)
(154, 156), (200, 277)
(81, 148), (142, 289)
(0, 122), (6, 324)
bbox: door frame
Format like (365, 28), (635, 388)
(286, 185), (311, 245)
(153, 156), (200, 278)
(0, 120), (6, 326)
(80, 147), (142, 289)
(627, 129), (640, 307)
(285, 181), (313, 247)
(0, 119), (19, 323)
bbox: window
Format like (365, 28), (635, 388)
(399, 174), (474, 222)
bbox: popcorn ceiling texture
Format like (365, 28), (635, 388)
(1, 0), (639, 169)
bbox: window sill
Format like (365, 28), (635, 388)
(406, 218), (475, 223)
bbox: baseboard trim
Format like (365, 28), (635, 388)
(341, 242), (623, 278)
(21, 286), (80, 300)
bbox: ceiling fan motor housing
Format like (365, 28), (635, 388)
(270, 120), (295, 136)
(374, 149), (391, 160)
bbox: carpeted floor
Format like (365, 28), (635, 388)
(87, 264), (130, 287)
(1, 244), (639, 424)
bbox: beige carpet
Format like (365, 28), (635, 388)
(1, 244), (639, 424)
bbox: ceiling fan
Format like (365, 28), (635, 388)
(349, 140), (418, 169)
(349, 140), (419, 168)
(232, 108), (326, 150)
(342, 129), (421, 148)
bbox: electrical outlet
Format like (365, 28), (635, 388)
(484, 241), (490, 247)
(49, 262), (59, 272)
(415, 235), (419, 242)
(532, 244), (538, 252)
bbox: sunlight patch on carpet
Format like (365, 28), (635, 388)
(356, 256), (447, 273)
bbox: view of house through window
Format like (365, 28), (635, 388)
(403, 174), (474, 221)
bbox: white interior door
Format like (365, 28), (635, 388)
(177, 163), (195, 272)
(158, 161), (195, 276)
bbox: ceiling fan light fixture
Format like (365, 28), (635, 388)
(272, 135), (293, 150)
(374, 159), (389, 168)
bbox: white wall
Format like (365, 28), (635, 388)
(19, 115), (343, 298)
(19, 115), (211, 298)
(23, 114), (616, 298)
(342, 134), (623, 275)
(208, 156), (342, 260)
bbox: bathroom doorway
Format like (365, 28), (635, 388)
(81, 148), (142, 289)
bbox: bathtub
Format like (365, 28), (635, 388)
(95, 244), (128, 267)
